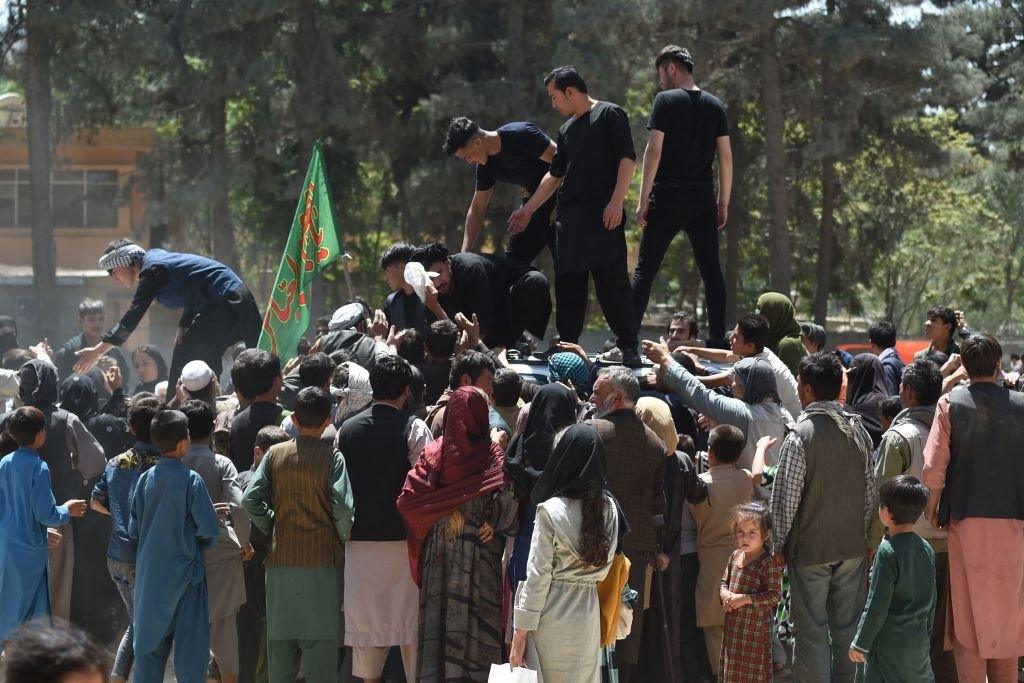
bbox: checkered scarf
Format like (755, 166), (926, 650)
(98, 243), (146, 271)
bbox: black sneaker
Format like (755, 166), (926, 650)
(621, 347), (642, 365)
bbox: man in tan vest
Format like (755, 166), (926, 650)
(691, 424), (753, 676)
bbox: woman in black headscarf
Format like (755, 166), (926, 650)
(505, 382), (579, 586)
(60, 373), (132, 459)
(129, 345), (167, 396)
(510, 424), (621, 679)
(846, 353), (888, 447)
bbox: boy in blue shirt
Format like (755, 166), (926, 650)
(128, 409), (221, 683)
(0, 406), (86, 646)
(849, 475), (936, 681)
(90, 395), (164, 682)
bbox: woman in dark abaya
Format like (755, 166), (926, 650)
(845, 353), (888, 447)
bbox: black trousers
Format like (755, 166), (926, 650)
(495, 270), (552, 348)
(166, 287), (262, 400)
(631, 189), (727, 342)
(555, 256), (638, 351)
(506, 195), (557, 265)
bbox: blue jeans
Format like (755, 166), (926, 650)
(107, 558), (135, 679)
(788, 557), (868, 683)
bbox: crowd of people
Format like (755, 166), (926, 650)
(0, 46), (1022, 683)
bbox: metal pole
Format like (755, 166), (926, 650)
(340, 253), (356, 301)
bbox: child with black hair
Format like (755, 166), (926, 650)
(0, 406), (86, 647)
(879, 395), (902, 434)
(228, 349), (285, 472)
(419, 319), (458, 406)
(719, 502), (782, 682)
(849, 475), (935, 681)
(90, 395), (163, 682)
(241, 387), (354, 682)
(2, 622), (108, 683)
(690, 424), (754, 677)
(492, 366), (524, 432)
(128, 409), (221, 683)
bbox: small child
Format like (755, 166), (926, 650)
(129, 409), (221, 683)
(849, 475), (935, 681)
(719, 502), (782, 683)
(880, 396), (902, 434)
(0, 407), (86, 646)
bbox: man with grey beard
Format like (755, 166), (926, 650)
(587, 365), (666, 682)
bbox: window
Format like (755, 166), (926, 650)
(0, 169), (121, 228)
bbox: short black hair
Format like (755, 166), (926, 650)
(425, 319), (459, 359)
(449, 350), (496, 390)
(299, 352), (337, 389)
(231, 349), (282, 399)
(2, 348), (33, 371)
(442, 117), (481, 156)
(380, 242), (417, 270)
(736, 313), (770, 352)
(868, 321), (897, 349)
(128, 395), (163, 442)
(900, 359), (942, 406)
(708, 424), (745, 464)
(655, 45), (694, 73)
(678, 434), (696, 457)
(6, 406), (45, 446)
(296, 338), (312, 356)
(960, 332), (1002, 379)
(492, 367), (523, 407)
(880, 396), (902, 420)
(923, 350), (949, 367)
(879, 474), (929, 525)
(396, 329), (425, 365)
(544, 65), (588, 93)
(2, 623), (108, 683)
(412, 242), (450, 268)
(180, 399), (214, 441)
(77, 299), (104, 317)
(926, 306), (956, 329)
(315, 315), (332, 332)
(254, 425), (290, 452)
(798, 351), (844, 401)
(369, 354), (412, 401)
(150, 409), (189, 454)
(293, 386), (332, 428)
(668, 311), (698, 338)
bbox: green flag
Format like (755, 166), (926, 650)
(257, 141), (341, 362)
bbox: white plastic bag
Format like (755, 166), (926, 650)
(403, 261), (439, 303)
(488, 663), (539, 682)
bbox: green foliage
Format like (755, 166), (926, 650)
(7, 0), (1024, 340)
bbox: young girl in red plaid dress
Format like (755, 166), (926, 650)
(719, 502), (783, 682)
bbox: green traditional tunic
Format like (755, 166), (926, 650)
(851, 532), (936, 682)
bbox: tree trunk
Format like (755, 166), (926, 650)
(813, 157), (835, 324)
(293, 0), (318, 171)
(25, 0), (57, 342)
(760, 34), (790, 295)
(208, 96), (238, 271)
(506, 1), (526, 112)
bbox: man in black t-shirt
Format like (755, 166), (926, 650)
(443, 117), (557, 264)
(508, 65), (640, 362)
(379, 242), (428, 334)
(412, 242), (550, 352)
(632, 46), (732, 345)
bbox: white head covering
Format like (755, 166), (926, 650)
(180, 360), (216, 392)
(328, 303), (365, 332)
(99, 243), (146, 271)
(332, 361), (373, 423)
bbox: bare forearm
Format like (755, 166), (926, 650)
(523, 174), (561, 213)
(611, 158), (635, 204)
(462, 206), (486, 252)
(718, 152), (733, 207)
(640, 143), (661, 202)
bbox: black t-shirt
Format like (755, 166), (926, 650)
(475, 122), (553, 193)
(550, 101), (636, 209)
(646, 88), (728, 194)
(439, 252), (537, 345)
